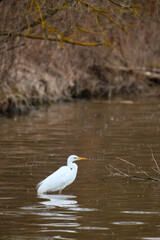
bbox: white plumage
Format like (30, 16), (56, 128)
(37, 155), (87, 194)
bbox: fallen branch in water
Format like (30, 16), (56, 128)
(105, 148), (160, 182)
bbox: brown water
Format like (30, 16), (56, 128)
(0, 99), (160, 240)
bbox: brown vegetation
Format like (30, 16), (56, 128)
(0, 1), (160, 113)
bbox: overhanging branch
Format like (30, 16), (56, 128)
(108, 0), (132, 8)
(0, 30), (102, 47)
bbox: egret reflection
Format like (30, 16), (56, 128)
(38, 194), (79, 209)
(20, 194), (98, 235)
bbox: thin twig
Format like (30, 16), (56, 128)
(108, 0), (132, 8)
(152, 167), (160, 175)
(105, 164), (160, 182)
(105, 151), (160, 182)
(116, 157), (150, 178)
(107, 164), (130, 177)
(0, 30), (102, 47)
(150, 147), (160, 174)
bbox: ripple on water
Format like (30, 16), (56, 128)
(68, 207), (97, 212)
(77, 226), (109, 230)
(141, 238), (160, 240)
(20, 194), (99, 232)
(38, 222), (80, 227)
(121, 211), (160, 215)
(1, 100), (160, 240)
(112, 221), (144, 225)
(40, 229), (77, 234)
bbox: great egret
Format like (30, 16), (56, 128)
(37, 155), (88, 194)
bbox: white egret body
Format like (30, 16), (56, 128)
(37, 155), (87, 194)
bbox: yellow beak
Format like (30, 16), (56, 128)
(77, 157), (88, 160)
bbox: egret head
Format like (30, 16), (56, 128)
(67, 155), (88, 165)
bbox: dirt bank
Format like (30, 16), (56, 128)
(0, 1), (160, 114)
(0, 43), (160, 114)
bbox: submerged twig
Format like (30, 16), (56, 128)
(116, 157), (150, 178)
(105, 150), (160, 182)
(105, 165), (130, 177)
(150, 147), (160, 174)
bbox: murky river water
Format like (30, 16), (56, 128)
(0, 99), (160, 240)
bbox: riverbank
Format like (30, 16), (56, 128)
(1, 1), (160, 114)
(0, 66), (160, 114)
(0, 46), (160, 115)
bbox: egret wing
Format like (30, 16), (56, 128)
(37, 166), (73, 193)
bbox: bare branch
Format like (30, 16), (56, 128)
(149, 147), (160, 174)
(0, 30), (102, 47)
(116, 157), (150, 178)
(106, 164), (160, 182)
(106, 164), (130, 177)
(105, 151), (160, 182)
(21, 1), (68, 32)
(108, 0), (132, 8)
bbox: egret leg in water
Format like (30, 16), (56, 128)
(37, 155), (88, 194)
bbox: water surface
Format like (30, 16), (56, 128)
(0, 99), (160, 239)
